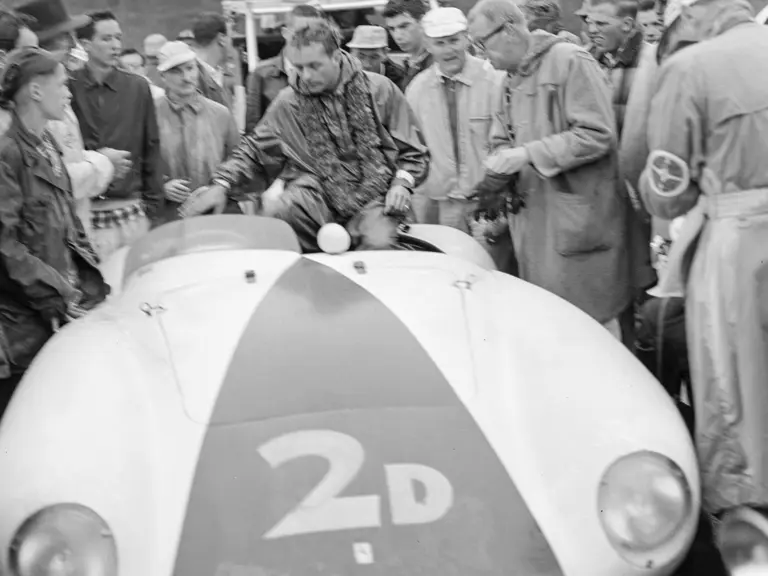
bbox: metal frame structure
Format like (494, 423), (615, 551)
(223, 0), (389, 71)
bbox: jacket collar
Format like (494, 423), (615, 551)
(9, 114), (70, 192)
(166, 93), (204, 114)
(431, 54), (484, 87)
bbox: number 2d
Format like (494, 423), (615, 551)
(258, 430), (454, 539)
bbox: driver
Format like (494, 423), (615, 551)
(181, 18), (429, 253)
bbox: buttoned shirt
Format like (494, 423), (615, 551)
(69, 65), (164, 220)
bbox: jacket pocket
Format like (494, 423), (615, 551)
(551, 191), (611, 256)
(468, 116), (492, 155)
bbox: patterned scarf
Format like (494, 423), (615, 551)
(293, 53), (392, 220)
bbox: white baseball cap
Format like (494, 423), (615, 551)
(421, 7), (468, 39)
(157, 41), (197, 73)
(663, 0), (701, 27)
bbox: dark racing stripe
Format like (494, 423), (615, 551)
(173, 257), (564, 576)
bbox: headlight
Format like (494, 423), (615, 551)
(9, 503), (117, 576)
(598, 451), (693, 554)
(717, 507), (768, 576)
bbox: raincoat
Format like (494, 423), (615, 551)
(639, 2), (768, 513)
(488, 32), (630, 323)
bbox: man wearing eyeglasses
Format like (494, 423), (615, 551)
(468, 0), (630, 338)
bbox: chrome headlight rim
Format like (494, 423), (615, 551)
(717, 506), (768, 575)
(8, 502), (117, 576)
(597, 450), (696, 566)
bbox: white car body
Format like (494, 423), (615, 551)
(0, 216), (700, 576)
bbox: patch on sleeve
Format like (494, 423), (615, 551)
(647, 150), (690, 198)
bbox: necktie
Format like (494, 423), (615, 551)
(442, 78), (460, 168)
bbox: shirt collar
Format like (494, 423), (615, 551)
(434, 58), (472, 86)
(82, 64), (119, 90)
(166, 94), (203, 114)
(284, 55), (296, 76)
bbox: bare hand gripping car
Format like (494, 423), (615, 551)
(0, 216), (699, 576)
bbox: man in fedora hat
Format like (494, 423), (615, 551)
(15, 0), (131, 241)
(347, 25), (405, 87)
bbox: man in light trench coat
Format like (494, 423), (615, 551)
(639, 0), (768, 515)
(468, 0), (630, 335)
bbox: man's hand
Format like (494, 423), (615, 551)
(164, 179), (191, 203)
(384, 184), (411, 215)
(179, 184), (228, 218)
(98, 148), (132, 179)
(484, 147), (530, 176)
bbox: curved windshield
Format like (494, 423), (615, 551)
(122, 215), (301, 282)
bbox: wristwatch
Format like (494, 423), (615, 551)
(395, 170), (415, 189)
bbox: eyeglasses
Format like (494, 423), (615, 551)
(470, 21), (508, 52)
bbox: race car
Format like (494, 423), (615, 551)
(0, 215), (700, 576)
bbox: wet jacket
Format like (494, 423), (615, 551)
(0, 116), (108, 378)
(213, 53), (429, 200)
(488, 31), (629, 323)
(639, 6), (768, 513)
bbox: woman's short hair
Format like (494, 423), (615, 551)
(0, 9), (33, 53)
(0, 47), (59, 107)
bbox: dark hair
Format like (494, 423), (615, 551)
(0, 47), (59, 108)
(289, 18), (342, 56)
(192, 12), (227, 46)
(291, 4), (326, 19)
(637, 0), (656, 10)
(120, 47), (145, 64)
(77, 11), (118, 41)
(382, 0), (429, 22)
(0, 9), (34, 53)
(592, 0), (639, 19)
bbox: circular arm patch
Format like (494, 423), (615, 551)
(647, 150), (691, 198)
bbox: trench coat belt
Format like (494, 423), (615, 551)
(648, 186), (768, 299)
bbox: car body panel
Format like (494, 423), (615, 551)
(0, 217), (700, 575)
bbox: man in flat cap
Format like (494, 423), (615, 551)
(638, 0), (768, 517)
(405, 7), (502, 234)
(347, 25), (405, 87)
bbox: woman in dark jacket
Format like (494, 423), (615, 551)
(0, 47), (108, 417)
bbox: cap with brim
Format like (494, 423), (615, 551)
(347, 25), (388, 49)
(422, 7), (467, 39)
(157, 41), (197, 72)
(15, 0), (91, 43)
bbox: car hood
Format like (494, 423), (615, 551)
(154, 253), (481, 426)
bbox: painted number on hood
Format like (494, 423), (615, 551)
(258, 430), (454, 540)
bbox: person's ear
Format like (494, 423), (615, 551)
(622, 16), (635, 33)
(28, 81), (42, 103)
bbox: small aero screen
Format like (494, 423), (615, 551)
(122, 215), (301, 283)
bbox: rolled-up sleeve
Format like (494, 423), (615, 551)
(524, 49), (615, 178)
(0, 149), (76, 321)
(638, 55), (703, 220)
(382, 80), (429, 188)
